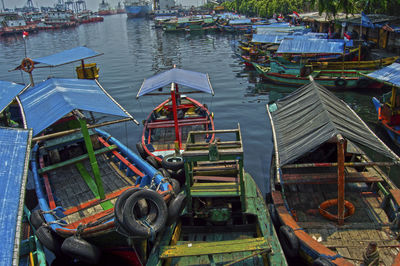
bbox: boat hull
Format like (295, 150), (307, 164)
(372, 97), (400, 147)
(125, 5), (150, 18)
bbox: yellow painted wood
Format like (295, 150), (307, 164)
(160, 237), (269, 258)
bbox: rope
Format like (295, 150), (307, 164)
(140, 219), (156, 242)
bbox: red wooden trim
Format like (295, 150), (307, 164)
(281, 172), (382, 184)
(39, 156), (56, 210)
(271, 191), (352, 265)
(390, 189), (400, 207)
(98, 137), (145, 177)
(63, 187), (131, 215)
(147, 117), (209, 129)
(64, 208), (114, 229)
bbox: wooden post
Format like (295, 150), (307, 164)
(337, 134), (345, 225)
(81, 59), (86, 79)
(170, 83), (181, 149)
(79, 118), (105, 199)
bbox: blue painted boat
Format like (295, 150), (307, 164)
(125, 0), (150, 18)
(367, 63), (400, 147)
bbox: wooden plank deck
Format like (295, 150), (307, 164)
(285, 184), (400, 265)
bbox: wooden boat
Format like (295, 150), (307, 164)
(253, 62), (381, 90)
(370, 63), (400, 147)
(22, 78), (174, 264)
(136, 67), (215, 177)
(267, 80), (400, 265)
(309, 56), (399, 70)
(147, 126), (288, 265)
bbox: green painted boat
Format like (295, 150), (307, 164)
(253, 62), (383, 90)
(147, 125), (287, 266)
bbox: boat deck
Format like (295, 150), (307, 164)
(285, 182), (400, 265)
(47, 154), (132, 224)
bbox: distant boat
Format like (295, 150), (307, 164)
(124, 0), (151, 18)
(98, 0), (116, 16)
(0, 12), (37, 36)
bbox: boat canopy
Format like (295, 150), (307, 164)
(365, 63), (400, 88)
(0, 81), (25, 113)
(252, 34), (289, 44)
(0, 127), (32, 266)
(277, 39), (345, 54)
(137, 68), (214, 98)
(19, 78), (134, 136)
(229, 19), (251, 25)
(269, 81), (399, 166)
(32, 46), (103, 67)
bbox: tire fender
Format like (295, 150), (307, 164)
(61, 236), (101, 264)
(161, 154), (184, 171)
(36, 225), (62, 255)
(30, 209), (45, 230)
(278, 225), (299, 258)
(114, 187), (143, 232)
(166, 193), (187, 226)
(122, 189), (167, 237)
(136, 142), (147, 159)
(146, 155), (161, 169)
(334, 77), (347, 88)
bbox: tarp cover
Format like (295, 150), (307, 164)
(270, 82), (399, 166)
(366, 63), (400, 88)
(0, 81), (25, 113)
(137, 68), (214, 98)
(0, 127), (31, 265)
(256, 26), (305, 35)
(33, 46), (102, 67)
(19, 78), (132, 136)
(277, 39), (345, 54)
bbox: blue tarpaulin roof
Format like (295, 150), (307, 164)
(19, 78), (133, 136)
(229, 19), (251, 25)
(0, 127), (31, 266)
(366, 63), (400, 87)
(277, 39), (345, 54)
(137, 68), (214, 98)
(0, 81), (25, 113)
(33, 46), (102, 67)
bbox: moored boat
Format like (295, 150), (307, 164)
(125, 0), (151, 18)
(267, 80), (400, 265)
(136, 67), (215, 179)
(147, 126), (288, 265)
(369, 63), (400, 147)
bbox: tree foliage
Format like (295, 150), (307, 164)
(221, 0), (400, 18)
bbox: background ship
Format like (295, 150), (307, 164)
(124, 0), (151, 18)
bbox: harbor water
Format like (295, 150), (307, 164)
(0, 14), (398, 195)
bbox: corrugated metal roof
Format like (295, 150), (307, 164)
(137, 68), (214, 98)
(0, 127), (32, 266)
(19, 78), (133, 136)
(0, 81), (25, 113)
(366, 63), (400, 88)
(277, 38), (345, 54)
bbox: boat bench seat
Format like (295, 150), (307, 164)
(190, 182), (240, 197)
(147, 117), (209, 129)
(281, 171), (383, 185)
(38, 145), (117, 174)
(160, 237), (269, 258)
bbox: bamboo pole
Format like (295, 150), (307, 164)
(337, 134), (345, 225)
(32, 117), (134, 142)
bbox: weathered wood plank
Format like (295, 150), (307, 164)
(160, 237), (269, 258)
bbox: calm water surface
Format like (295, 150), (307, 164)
(0, 14), (398, 193)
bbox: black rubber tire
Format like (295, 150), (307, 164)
(334, 77), (347, 88)
(61, 236), (101, 264)
(114, 187), (142, 232)
(278, 225), (299, 258)
(312, 257), (335, 266)
(170, 178), (181, 195)
(136, 142), (147, 159)
(146, 155), (160, 169)
(166, 193), (187, 226)
(30, 209), (45, 230)
(268, 204), (280, 226)
(172, 168), (186, 185)
(122, 189), (167, 237)
(161, 154), (184, 172)
(36, 225), (62, 255)
(158, 168), (171, 179)
(357, 78), (369, 89)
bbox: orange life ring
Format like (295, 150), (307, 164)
(319, 199), (355, 221)
(21, 58), (35, 73)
